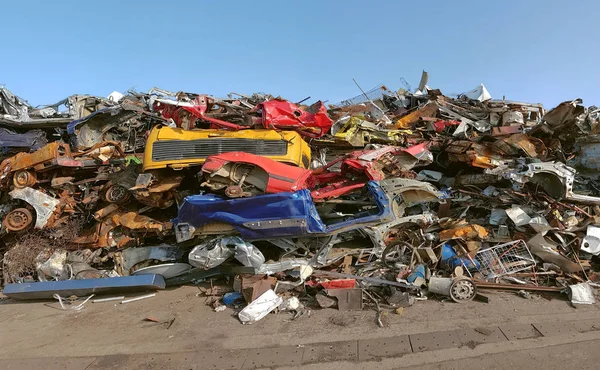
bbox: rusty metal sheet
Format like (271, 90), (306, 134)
(6, 141), (73, 173)
(492, 126), (524, 136)
(409, 330), (461, 352)
(358, 335), (412, 360)
(532, 321), (579, 337)
(111, 212), (167, 232)
(455, 327), (507, 348)
(444, 140), (472, 154)
(147, 175), (183, 192)
(242, 345), (303, 369)
(499, 324), (542, 340)
(501, 133), (539, 158)
(326, 288), (363, 310)
(302, 340), (358, 363)
(396, 103), (438, 129)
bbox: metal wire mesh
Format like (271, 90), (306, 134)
(333, 84), (387, 107)
(474, 240), (535, 276)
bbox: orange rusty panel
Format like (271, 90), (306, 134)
(439, 224), (489, 241)
(472, 155), (496, 168)
(147, 176), (184, 193)
(111, 212), (167, 232)
(9, 142), (73, 172)
(396, 103), (438, 129)
(501, 133), (540, 158)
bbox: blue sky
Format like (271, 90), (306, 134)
(2, 0), (599, 109)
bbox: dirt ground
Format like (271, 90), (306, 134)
(0, 285), (599, 368)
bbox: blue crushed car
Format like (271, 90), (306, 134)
(173, 178), (444, 244)
(174, 180), (393, 242)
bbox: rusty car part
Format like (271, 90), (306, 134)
(12, 170), (37, 189)
(201, 152), (314, 197)
(8, 187), (60, 230)
(143, 125), (311, 171)
(3, 208), (33, 232)
(105, 185), (131, 204)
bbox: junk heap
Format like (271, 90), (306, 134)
(2, 75), (600, 321)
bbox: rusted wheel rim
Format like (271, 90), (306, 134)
(4, 208), (33, 231)
(105, 185), (130, 203)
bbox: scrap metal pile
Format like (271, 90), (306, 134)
(2, 76), (600, 320)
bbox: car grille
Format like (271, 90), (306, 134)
(152, 138), (288, 162)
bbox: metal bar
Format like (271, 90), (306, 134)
(313, 270), (419, 291)
(3, 275), (166, 300)
(121, 293), (156, 304)
(474, 281), (564, 292)
(92, 296), (125, 303)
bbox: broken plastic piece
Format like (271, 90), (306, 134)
(238, 289), (283, 324)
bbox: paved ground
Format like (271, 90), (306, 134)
(0, 285), (599, 369)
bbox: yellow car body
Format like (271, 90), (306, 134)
(143, 126), (311, 171)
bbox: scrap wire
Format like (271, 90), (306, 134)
(361, 288), (383, 328)
(52, 294), (95, 311)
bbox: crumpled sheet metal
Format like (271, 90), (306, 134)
(188, 237), (265, 270)
(35, 249), (70, 281)
(110, 212), (169, 232)
(500, 133), (544, 158)
(543, 99), (585, 130)
(201, 151), (313, 195)
(527, 233), (582, 273)
(255, 99), (333, 138)
(396, 103), (438, 129)
(0, 86), (116, 128)
(114, 244), (184, 275)
(0, 128), (48, 152)
(568, 282), (596, 304)
(9, 187), (60, 229)
(333, 116), (407, 147)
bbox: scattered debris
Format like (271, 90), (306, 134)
(2, 74), (600, 324)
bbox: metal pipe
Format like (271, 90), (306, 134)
(121, 293), (156, 304)
(474, 281), (563, 292)
(93, 296), (125, 303)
